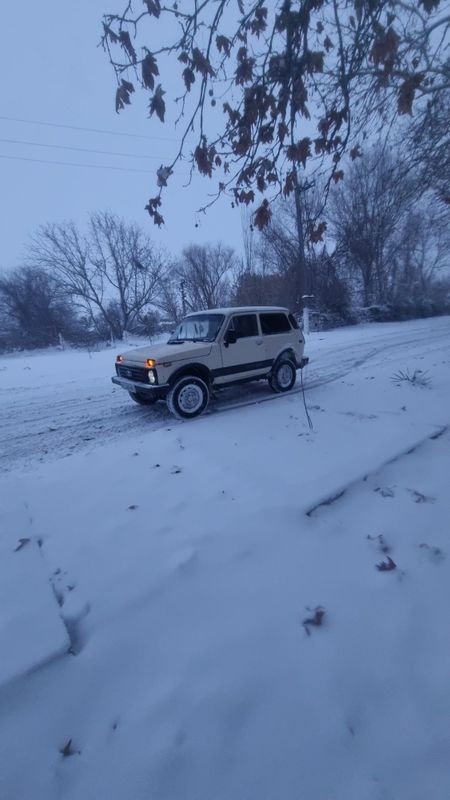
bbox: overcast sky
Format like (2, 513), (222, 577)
(0, 1), (245, 271)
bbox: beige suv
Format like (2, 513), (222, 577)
(112, 306), (308, 419)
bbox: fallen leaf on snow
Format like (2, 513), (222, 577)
(376, 556), (397, 572)
(303, 606), (325, 635)
(59, 739), (78, 758)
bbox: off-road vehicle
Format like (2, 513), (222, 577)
(112, 306), (308, 419)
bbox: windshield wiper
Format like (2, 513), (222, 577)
(168, 337), (210, 344)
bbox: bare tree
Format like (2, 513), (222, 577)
(252, 186), (326, 306)
(329, 148), (419, 305)
(88, 211), (165, 334)
(156, 268), (184, 324)
(232, 265), (292, 308)
(391, 203), (450, 301)
(29, 212), (166, 338)
(234, 187), (350, 316)
(174, 243), (235, 311)
(400, 88), (450, 205)
(0, 266), (80, 349)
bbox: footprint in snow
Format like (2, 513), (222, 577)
(374, 486), (395, 498)
(59, 739), (80, 758)
(61, 594), (91, 654)
(341, 411), (378, 420)
(408, 489), (436, 504)
(367, 534), (391, 554)
(419, 543), (445, 564)
(170, 548), (199, 576)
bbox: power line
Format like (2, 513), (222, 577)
(0, 137), (166, 161)
(0, 115), (179, 143)
(0, 153), (153, 174)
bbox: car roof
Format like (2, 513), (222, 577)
(185, 306), (290, 316)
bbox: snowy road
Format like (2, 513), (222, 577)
(1, 316), (449, 472)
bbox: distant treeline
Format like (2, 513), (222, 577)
(1, 148), (449, 352)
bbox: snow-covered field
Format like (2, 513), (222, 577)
(1, 316), (449, 799)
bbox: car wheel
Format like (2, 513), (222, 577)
(128, 391), (158, 405)
(167, 376), (210, 419)
(269, 358), (297, 393)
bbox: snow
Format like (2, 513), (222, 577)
(0, 316), (449, 799)
(0, 316), (448, 473)
(0, 539), (69, 688)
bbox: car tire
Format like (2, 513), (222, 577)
(167, 375), (210, 419)
(128, 391), (158, 405)
(269, 358), (297, 393)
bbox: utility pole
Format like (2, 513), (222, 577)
(293, 170), (314, 334)
(293, 171), (306, 312)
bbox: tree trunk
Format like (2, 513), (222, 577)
(293, 171), (306, 312)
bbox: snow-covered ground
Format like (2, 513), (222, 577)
(0, 316), (449, 799)
(0, 316), (448, 473)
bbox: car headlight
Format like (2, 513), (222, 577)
(148, 370), (156, 384)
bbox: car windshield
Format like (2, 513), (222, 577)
(168, 313), (225, 343)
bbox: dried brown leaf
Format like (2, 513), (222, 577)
(115, 79), (135, 112)
(183, 67), (195, 91)
(149, 84), (165, 122)
(254, 199), (272, 231)
(144, 0), (161, 16)
(142, 52), (159, 91)
(119, 30), (137, 64)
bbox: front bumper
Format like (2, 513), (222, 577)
(111, 376), (169, 395)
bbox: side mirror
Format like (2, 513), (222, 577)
(224, 329), (237, 346)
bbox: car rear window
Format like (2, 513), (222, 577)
(229, 314), (259, 339)
(260, 313), (291, 335)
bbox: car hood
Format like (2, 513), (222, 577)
(120, 341), (213, 364)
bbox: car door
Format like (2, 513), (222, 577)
(215, 313), (270, 384)
(259, 312), (299, 362)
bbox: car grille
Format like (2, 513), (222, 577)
(116, 364), (149, 383)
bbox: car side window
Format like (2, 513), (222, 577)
(288, 313), (299, 330)
(260, 313), (291, 335)
(227, 314), (258, 339)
